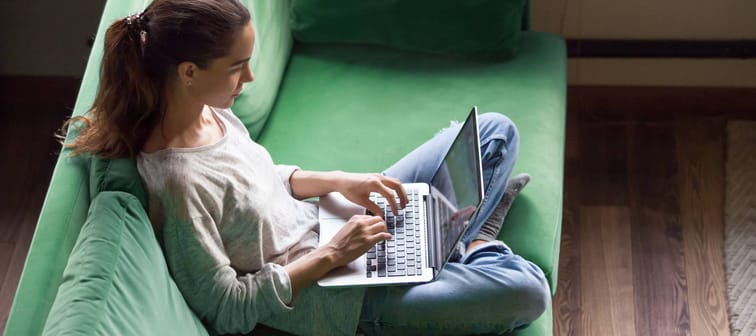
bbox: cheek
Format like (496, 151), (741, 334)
(230, 73), (242, 86)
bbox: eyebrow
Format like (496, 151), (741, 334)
(230, 57), (251, 67)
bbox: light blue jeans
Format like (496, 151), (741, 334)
(358, 113), (550, 335)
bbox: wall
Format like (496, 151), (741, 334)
(531, 0), (756, 87)
(0, 0), (105, 77)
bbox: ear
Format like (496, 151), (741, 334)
(176, 61), (198, 87)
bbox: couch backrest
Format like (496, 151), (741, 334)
(232, 0), (294, 139)
(289, 0), (531, 60)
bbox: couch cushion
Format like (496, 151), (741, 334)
(89, 157), (147, 208)
(258, 31), (565, 293)
(42, 192), (208, 336)
(290, 0), (528, 60)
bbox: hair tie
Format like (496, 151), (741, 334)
(125, 12), (148, 46)
(124, 12), (148, 32)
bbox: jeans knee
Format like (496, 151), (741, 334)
(511, 267), (550, 326)
(478, 112), (519, 145)
(490, 263), (550, 330)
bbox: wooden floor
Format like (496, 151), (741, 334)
(555, 86), (756, 336)
(0, 76), (78, 333)
(0, 80), (754, 335)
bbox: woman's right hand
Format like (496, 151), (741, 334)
(325, 215), (391, 267)
(284, 215), (390, 299)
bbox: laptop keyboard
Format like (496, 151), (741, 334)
(366, 190), (423, 278)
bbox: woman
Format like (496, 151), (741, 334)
(62, 0), (549, 334)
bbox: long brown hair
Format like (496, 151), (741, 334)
(60, 0), (251, 159)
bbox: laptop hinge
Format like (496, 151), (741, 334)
(424, 195), (438, 270)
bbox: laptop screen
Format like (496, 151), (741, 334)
(429, 108), (484, 261)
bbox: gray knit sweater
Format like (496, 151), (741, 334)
(137, 107), (364, 335)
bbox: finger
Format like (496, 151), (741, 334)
(375, 184), (400, 216)
(382, 176), (408, 209)
(349, 214), (381, 222)
(366, 218), (388, 233)
(360, 200), (384, 218)
(367, 231), (392, 245)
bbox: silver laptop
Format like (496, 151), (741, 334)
(317, 107), (485, 287)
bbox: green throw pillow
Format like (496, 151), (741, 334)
(42, 192), (208, 336)
(290, 0), (529, 60)
(89, 157), (147, 208)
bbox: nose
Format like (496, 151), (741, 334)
(242, 63), (254, 83)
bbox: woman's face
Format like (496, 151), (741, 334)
(188, 22), (255, 109)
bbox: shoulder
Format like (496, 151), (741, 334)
(137, 153), (209, 203)
(138, 155), (220, 221)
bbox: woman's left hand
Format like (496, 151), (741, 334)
(335, 172), (408, 218)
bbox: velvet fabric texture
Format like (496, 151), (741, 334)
(291, 0), (529, 60)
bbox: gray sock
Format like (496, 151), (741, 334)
(475, 173), (531, 242)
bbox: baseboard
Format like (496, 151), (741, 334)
(568, 85), (756, 120)
(567, 39), (756, 58)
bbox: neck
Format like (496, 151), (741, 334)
(143, 81), (221, 152)
(162, 86), (206, 139)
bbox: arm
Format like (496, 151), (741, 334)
(288, 169), (343, 199)
(165, 215), (293, 334)
(288, 170), (409, 217)
(167, 214), (390, 334)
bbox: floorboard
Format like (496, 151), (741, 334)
(579, 206), (635, 336)
(627, 121), (690, 336)
(675, 118), (731, 336)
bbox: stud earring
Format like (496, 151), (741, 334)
(186, 80), (192, 86)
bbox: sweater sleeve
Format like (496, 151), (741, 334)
(275, 164), (300, 196)
(164, 212), (293, 334)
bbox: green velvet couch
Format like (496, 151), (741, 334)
(5, 1), (566, 335)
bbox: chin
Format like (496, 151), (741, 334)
(211, 100), (234, 110)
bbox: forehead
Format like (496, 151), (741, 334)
(219, 23), (255, 63)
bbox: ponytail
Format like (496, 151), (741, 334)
(60, 11), (162, 159)
(59, 0), (251, 159)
